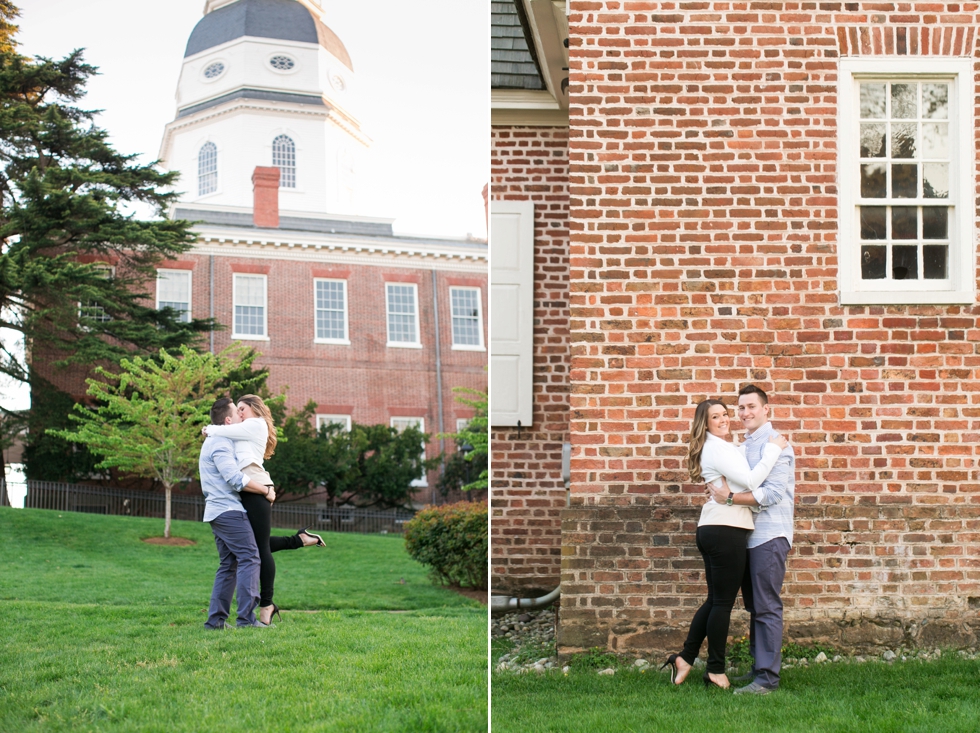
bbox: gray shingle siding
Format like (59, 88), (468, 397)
(491, 1), (544, 90)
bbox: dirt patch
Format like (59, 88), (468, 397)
(142, 537), (196, 547)
(449, 586), (488, 605)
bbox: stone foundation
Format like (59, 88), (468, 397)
(557, 504), (980, 657)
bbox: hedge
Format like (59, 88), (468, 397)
(403, 501), (487, 590)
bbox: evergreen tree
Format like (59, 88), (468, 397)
(0, 38), (217, 478)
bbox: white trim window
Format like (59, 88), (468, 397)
(449, 286), (485, 350)
(314, 279), (349, 344)
(316, 414), (351, 432)
(156, 269), (192, 323)
(391, 417), (427, 487)
(839, 58), (974, 304)
(233, 274), (268, 339)
(456, 418), (471, 433)
(198, 142), (218, 197)
(78, 264), (115, 325)
(385, 282), (421, 348)
(272, 134), (296, 188)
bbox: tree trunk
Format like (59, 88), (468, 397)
(164, 483), (172, 539)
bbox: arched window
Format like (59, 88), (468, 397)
(272, 134), (296, 188)
(198, 142), (217, 196)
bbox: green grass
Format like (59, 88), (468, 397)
(492, 656), (980, 733)
(0, 507), (487, 732)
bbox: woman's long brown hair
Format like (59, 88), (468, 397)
(238, 394), (277, 459)
(687, 399), (727, 483)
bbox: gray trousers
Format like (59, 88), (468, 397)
(206, 510), (261, 628)
(742, 537), (790, 689)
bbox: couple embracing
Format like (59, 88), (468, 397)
(664, 384), (795, 695)
(199, 394), (325, 629)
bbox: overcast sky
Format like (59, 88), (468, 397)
(16, 0), (489, 239)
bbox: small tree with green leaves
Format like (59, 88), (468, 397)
(439, 388), (488, 493)
(49, 345), (250, 538)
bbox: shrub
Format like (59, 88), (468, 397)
(404, 501), (487, 589)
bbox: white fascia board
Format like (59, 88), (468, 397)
(491, 90), (568, 126)
(522, 0), (569, 110)
(191, 228), (488, 270)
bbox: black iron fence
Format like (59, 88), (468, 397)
(18, 480), (416, 534)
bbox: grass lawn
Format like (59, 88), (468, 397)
(492, 654), (980, 733)
(0, 507), (487, 732)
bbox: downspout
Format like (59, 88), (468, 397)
(489, 441), (572, 616)
(209, 254), (215, 354)
(431, 269), (444, 505)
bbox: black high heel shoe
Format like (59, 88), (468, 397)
(297, 527), (325, 547)
(259, 603), (281, 624)
(703, 672), (729, 690)
(660, 653), (680, 684)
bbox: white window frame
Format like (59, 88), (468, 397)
(456, 418), (471, 433)
(155, 269), (192, 323)
(313, 278), (350, 345)
(390, 417), (427, 487)
(197, 141), (219, 198)
(316, 414), (351, 432)
(272, 134), (297, 189)
(839, 57), (974, 305)
(449, 286), (486, 351)
(385, 282), (422, 349)
(78, 264), (115, 326)
(232, 273), (269, 340)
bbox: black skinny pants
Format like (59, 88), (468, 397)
(680, 524), (750, 674)
(240, 491), (303, 607)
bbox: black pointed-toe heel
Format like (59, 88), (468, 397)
(270, 603), (281, 622)
(297, 526), (325, 547)
(660, 653), (680, 684)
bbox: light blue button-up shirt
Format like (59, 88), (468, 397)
(200, 435), (249, 522)
(742, 421), (795, 549)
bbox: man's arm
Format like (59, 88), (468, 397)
(708, 478), (758, 506)
(707, 450), (793, 507)
(210, 440), (275, 501)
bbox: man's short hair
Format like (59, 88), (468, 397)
(738, 384), (769, 405)
(210, 397), (235, 425)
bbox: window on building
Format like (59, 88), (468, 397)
(840, 58), (973, 304)
(314, 279), (348, 343)
(450, 286), (484, 350)
(316, 414), (351, 432)
(233, 274), (267, 338)
(385, 282), (420, 347)
(272, 134), (296, 188)
(198, 142), (217, 196)
(456, 418), (471, 433)
(156, 270), (192, 323)
(391, 417), (427, 487)
(78, 264), (114, 325)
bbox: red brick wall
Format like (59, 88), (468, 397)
(36, 253), (488, 499)
(556, 3), (980, 653)
(491, 126), (571, 594)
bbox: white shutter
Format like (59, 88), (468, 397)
(490, 200), (534, 427)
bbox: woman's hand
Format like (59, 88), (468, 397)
(265, 487), (276, 503)
(201, 425), (209, 437)
(769, 433), (789, 450)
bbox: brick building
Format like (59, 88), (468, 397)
(491, 0), (980, 655)
(40, 0), (488, 501)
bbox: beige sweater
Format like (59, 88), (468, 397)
(697, 433), (781, 530)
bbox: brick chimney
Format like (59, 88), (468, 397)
(252, 166), (280, 228)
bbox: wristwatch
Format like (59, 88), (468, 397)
(726, 492), (734, 506)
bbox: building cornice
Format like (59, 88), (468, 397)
(191, 227), (487, 273)
(491, 90), (568, 126)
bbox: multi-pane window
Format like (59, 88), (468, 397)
(391, 417), (427, 487)
(315, 279), (347, 342)
(79, 264), (114, 325)
(233, 274), (267, 338)
(317, 414), (351, 432)
(272, 134), (296, 188)
(198, 142), (217, 196)
(858, 81), (950, 281)
(156, 270), (191, 323)
(385, 283), (420, 347)
(450, 287), (483, 349)
(840, 58), (972, 305)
